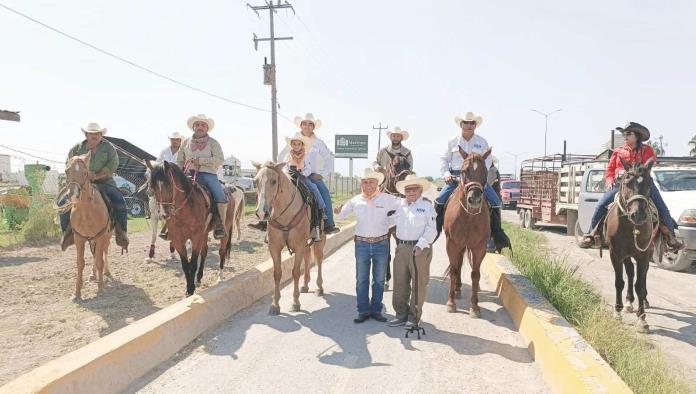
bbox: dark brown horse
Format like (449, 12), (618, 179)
(379, 151), (412, 196)
(604, 158), (658, 333)
(444, 147), (492, 318)
(147, 161), (236, 296)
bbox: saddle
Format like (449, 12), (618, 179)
(292, 175), (322, 231)
(93, 183), (117, 230)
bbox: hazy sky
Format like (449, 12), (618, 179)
(2, 0), (696, 177)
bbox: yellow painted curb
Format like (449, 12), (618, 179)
(481, 253), (632, 394)
(1, 223), (356, 394)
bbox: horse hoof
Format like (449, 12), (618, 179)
(291, 303), (301, 312)
(613, 310), (622, 320)
(300, 286), (309, 293)
(636, 322), (650, 334)
(625, 305), (634, 313)
(455, 290), (462, 299)
(72, 294), (82, 302)
(446, 304), (457, 313)
(315, 289), (324, 297)
(469, 308), (481, 319)
(145, 257), (154, 263)
(269, 305), (280, 315)
(644, 300), (651, 309)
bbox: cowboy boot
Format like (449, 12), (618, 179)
(114, 208), (129, 250)
(490, 208), (512, 253)
(579, 217), (605, 249)
(60, 224), (74, 251)
(214, 203), (228, 240)
(660, 224), (684, 253)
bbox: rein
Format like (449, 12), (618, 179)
(614, 183), (660, 252)
(156, 166), (201, 217)
(263, 166), (306, 254)
(56, 169), (111, 241)
(457, 179), (484, 216)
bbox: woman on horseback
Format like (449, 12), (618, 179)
(579, 122), (684, 252)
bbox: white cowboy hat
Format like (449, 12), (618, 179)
(81, 122), (107, 135)
(294, 113), (322, 130)
(187, 114), (215, 131)
(359, 167), (385, 185)
(386, 126), (409, 141)
(284, 133), (313, 151)
(395, 174), (431, 195)
(169, 131), (184, 140)
(454, 112), (483, 128)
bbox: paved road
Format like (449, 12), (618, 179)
(129, 237), (548, 393)
(502, 209), (696, 387)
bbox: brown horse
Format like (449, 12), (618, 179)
(253, 161), (327, 315)
(379, 151), (413, 196)
(147, 161), (236, 296)
(604, 158), (658, 333)
(63, 153), (113, 301)
(444, 147), (492, 318)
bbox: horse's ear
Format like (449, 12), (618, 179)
(163, 160), (170, 171)
(619, 157), (631, 171)
(482, 147), (493, 160)
(145, 160), (153, 171)
(458, 146), (468, 160)
(387, 151), (395, 159)
(252, 161), (262, 170)
(275, 162), (287, 171)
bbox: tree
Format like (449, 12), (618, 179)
(649, 141), (665, 156)
(689, 134), (696, 157)
(424, 176), (434, 182)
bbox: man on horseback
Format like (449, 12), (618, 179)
(176, 114), (228, 239)
(158, 131), (183, 163)
(59, 122), (129, 251)
(373, 126), (413, 179)
(579, 122), (684, 252)
(434, 112), (511, 251)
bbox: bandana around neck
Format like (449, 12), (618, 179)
(362, 189), (380, 205)
(289, 149), (306, 171)
(191, 135), (209, 152)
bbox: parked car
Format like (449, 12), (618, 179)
(500, 180), (521, 209)
(114, 175), (136, 196)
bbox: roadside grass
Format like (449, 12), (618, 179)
(127, 217), (150, 233)
(502, 223), (690, 393)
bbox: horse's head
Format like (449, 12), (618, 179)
(65, 153), (91, 201)
(253, 161), (287, 221)
(457, 147), (492, 210)
(619, 157), (655, 225)
(147, 161), (191, 219)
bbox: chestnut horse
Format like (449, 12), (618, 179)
(62, 153), (113, 301)
(147, 161), (236, 296)
(379, 151), (412, 197)
(444, 147), (492, 318)
(604, 158), (658, 333)
(253, 161), (327, 315)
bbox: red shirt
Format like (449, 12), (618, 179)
(605, 144), (656, 186)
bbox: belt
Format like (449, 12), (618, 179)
(395, 237), (418, 246)
(354, 234), (390, 244)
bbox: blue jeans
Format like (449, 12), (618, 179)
(435, 180), (501, 208)
(355, 239), (389, 316)
(589, 184), (674, 231)
(196, 172), (228, 203)
(303, 178), (325, 210)
(310, 176), (334, 226)
(59, 183), (128, 231)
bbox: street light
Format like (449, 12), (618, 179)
(530, 108), (562, 156)
(505, 151), (527, 179)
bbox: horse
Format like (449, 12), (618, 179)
(379, 151), (413, 196)
(147, 161), (236, 296)
(604, 158), (658, 333)
(444, 147), (492, 318)
(62, 153), (113, 301)
(252, 161), (327, 315)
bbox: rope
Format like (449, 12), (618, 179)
(613, 187), (660, 252)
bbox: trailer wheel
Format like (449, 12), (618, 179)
(519, 209), (527, 228)
(523, 210), (535, 230)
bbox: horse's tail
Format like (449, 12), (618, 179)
(225, 223), (233, 262)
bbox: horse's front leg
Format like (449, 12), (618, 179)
(314, 242), (325, 296)
(623, 258), (635, 313)
(635, 258), (650, 333)
(196, 241), (208, 285)
(301, 246), (311, 293)
(469, 246), (486, 319)
(610, 250), (625, 319)
(446, 241), (463, 313)
(269, 246), (283, 315)
(291, 248), (305, 312)
(73, 237), (86, 301)
(175, 242), (195, 296)
(147, 199), (158, 260)
(94, 240), (106, 294)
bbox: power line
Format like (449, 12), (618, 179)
(0, 2), (292, 121)
(0, 143), (64, 164)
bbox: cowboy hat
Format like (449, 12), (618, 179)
(616, 122), (650, 142)
(285, 133), (313, 151)
(169, 131), (184, 140)
(454, 112), (483, 128)
(359, 167), (385, 185)
(81, 122), (107, 135)
(294, 113), (322, 130)
(386, 126), (409, 141)
(395, 174), (431, 195)
(187, 114), (215, 131)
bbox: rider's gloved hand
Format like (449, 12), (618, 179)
(289, 166), (299, 178)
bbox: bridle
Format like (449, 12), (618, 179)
(58, 157), (111, 241)
(153, 165), (196, 217)
(261, 165), (308, 254)
(457, 178), (484, 215)
(614, 177), (659, 252)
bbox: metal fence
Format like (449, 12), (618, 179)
(329, 175), (360, 197)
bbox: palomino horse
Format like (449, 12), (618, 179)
(379, 151), (413, 196)
(147, 161), (236, 296)
(63, 153), (113, 300)
(604, 158), (657, 333)
(253, 161), (327, 315)
(444, 147), (492, 318)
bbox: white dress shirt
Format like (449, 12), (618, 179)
(158, 146), (179, 163)
(278, 133), (333, 179)
(439, 134), (492, 177)
(391, 197), (437, 250)
(336, 192), (400, 237)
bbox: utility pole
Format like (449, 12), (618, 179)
(530, 108), (562, 157)
(372, 122), (388, 151)
(505, 151), (527, 179)
(248, 1), (294, 161)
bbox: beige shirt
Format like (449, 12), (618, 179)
(176, 136), (224, 174)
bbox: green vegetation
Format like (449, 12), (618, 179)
(502, 223), (689, 393)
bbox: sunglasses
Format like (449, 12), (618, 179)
(404, 186), (422, 192)
(462, 121), (476, 126)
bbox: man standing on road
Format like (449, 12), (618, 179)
(335, 168), (400, 324)
(387, 175), (436, 328)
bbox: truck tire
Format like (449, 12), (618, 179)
(655, 236), (693, 272)
(574, 221), (586, 247)
(519, 209), (527, 228)
(524, 210), (535, 230)
(566, 209), (578, 236)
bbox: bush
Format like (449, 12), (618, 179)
(0, 188), (31, 229)
(22, 200), (60, 242)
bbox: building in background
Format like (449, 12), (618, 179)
(0, 154), (11, 182)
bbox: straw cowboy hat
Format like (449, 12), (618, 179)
(616, 122), (650, 142)
(454, 112), (483, 128)
(386, 126), (409, 141)
(285, 133), (313, 151)
(294, 113), (322, 130)
(169, 131), (184, 140)
(187, 114), (215, 131)
(81, 122), (107, 135)
(395, 174), (431, 195)
(359, 167), (385, 185)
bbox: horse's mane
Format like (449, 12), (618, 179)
(150, 162), (193, 196)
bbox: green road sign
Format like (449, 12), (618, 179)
(335, 134), (368, 158)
